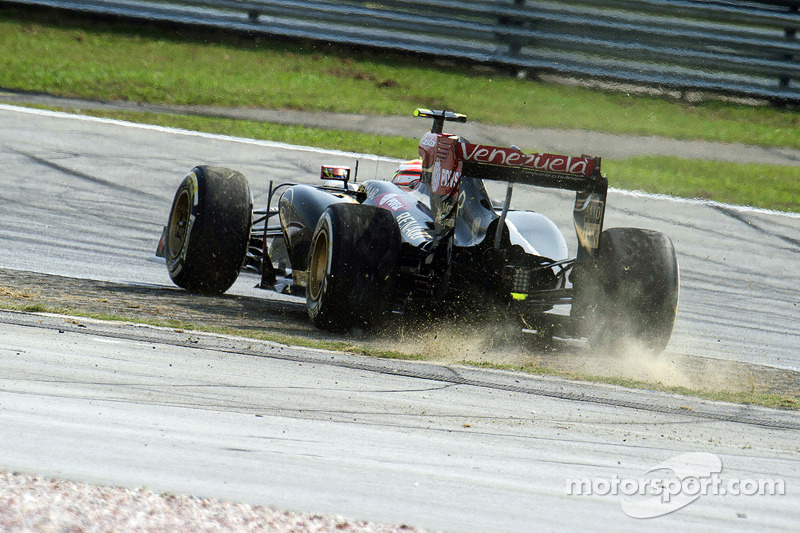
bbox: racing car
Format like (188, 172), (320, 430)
(157, 109), (679, 352)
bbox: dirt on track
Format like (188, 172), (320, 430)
(1, 267), (798, 399)
(0, 267), (323, 339)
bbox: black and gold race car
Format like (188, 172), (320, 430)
(158, 109), (679, 352)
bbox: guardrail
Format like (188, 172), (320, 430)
(6, 0), (800, 102)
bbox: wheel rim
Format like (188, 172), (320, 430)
(308, 231), (328, 301)
(168, 190), (191, 260)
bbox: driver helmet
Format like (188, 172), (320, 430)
(391, 158), (422, 187)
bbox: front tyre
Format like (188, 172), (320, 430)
(307, 203), (401, 331)
(576, 228), (679, 353)
(166, 166), (252, 294)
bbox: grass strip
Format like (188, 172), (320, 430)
(605, 157), (800, 213)
(2, 6), (800, 150)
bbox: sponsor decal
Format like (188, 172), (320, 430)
(360, 184), (380, 201)
(419, 132), (438, 148)
(573, 190), (605, 251)
(575, 195), (604, 219)
(186, 171), (199, 206)
(376, 193), (412, 213)
(575, 219), (601, 250)
(396, 211), (431, 243)
(457, 143), (595, 177)
(431, 159), (461, 196)
(471, 216), (483, 235)
(574, 194), (592, 211)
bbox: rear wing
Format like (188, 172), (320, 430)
(457, 143), (599, 191)
(456, 142), (607, 257)
(414, 109), (608, 257)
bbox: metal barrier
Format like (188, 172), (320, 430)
(6, 0), (800, 102)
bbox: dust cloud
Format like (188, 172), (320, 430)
(374, 319), (756, 394)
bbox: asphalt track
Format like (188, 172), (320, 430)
(0, 104), (799, 530)
(0, 103), (797, 370)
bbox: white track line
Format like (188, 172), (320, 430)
(4, 103), (798, 220)
(0, 103), (394, 162)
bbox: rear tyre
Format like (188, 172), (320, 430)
(166, 166), (252, 294)
(576, 228), (679, 352)
(307, 203), (401, 331)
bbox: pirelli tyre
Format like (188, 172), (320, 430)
(306, 203), (401, 331)
(576, 228), (679, 353)
(165, 166), (252, 294)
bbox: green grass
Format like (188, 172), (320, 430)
(3, 6), (800, 149)
(605, 157), (800, 212)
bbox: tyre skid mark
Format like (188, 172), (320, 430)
(10, 148), (163, 201)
